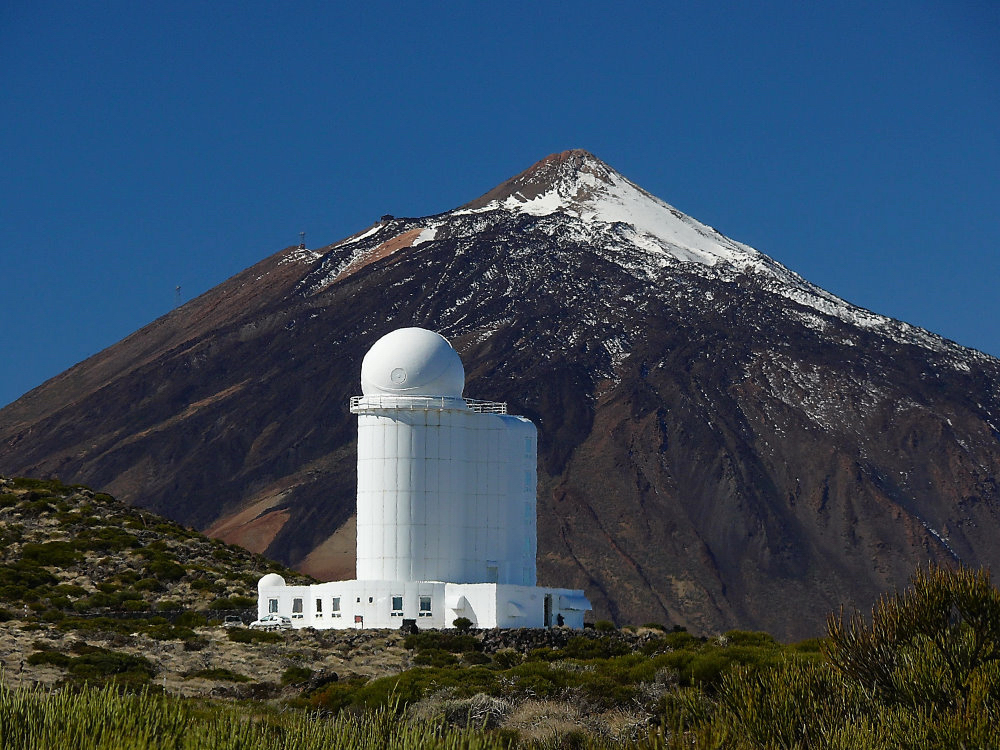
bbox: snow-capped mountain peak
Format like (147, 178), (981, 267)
(459, 149), (761, 270)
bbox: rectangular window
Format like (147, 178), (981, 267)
(268, 598), (278, 613)
(524, 470), (532, 492)
(391, 595), (403, 617)
(315, 598), (323, 615)
(332, 596), (341, 618)
(419, 595), (432, 617)
(292, 598), (303, 618)
(525, 437), (532, 457)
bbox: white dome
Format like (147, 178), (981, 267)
(258, 573), (286, 590)
(361, 328), (465, 397)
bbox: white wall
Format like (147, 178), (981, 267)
(355, 402), (538, 586)
(257, 579), (590, 630)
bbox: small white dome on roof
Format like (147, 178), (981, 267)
(361, 328), (465, 397)
(258, 573), (286, 589)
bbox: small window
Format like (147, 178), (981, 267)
(332, 597), (341, 612)
(268, 598), (278, 613)
(418, 595), (432, 617)
(487, 564), (498, 583)
(524, 437), (532, 457)
(523, 470), (532, 492)
(292, 598), (303, 613)
(391, 596), (403, 616)
(315, 598), (323, 613)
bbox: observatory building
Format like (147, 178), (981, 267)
(257, 327), (591, 629)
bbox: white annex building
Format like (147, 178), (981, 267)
(257, 327), (591, 629)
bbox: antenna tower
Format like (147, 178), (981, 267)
(175, 285), (181, 308)
(299, 231), (306, 250)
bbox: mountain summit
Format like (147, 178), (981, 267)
(3, 151), (999, 638)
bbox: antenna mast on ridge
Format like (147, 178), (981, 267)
(174, 285), (181, 308)
(298, 231), (306, 250)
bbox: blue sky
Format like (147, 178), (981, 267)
(2, 1), (998, 408)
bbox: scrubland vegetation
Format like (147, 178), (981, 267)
(2, 476), (998, 747)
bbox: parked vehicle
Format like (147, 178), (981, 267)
(222, 615), (243, 628)
(249, 614), (292, 631)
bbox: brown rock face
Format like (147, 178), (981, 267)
(3, 151), (1000, 639)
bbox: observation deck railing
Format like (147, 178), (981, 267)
(350, 395), (507, 414)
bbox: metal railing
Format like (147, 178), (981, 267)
(350, 395), (507, 414)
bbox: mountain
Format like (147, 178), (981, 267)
(3, 150), (1000, 639)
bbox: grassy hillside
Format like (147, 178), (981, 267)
(0, 475), (307, 622)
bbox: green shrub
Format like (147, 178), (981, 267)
(146, 559), (185, 581)
(492, 650), (523, 669)
(227, 628), (282, 644)
(187, 668), (250, 683)
(826, 563), (1000, 712)
(404, 631), (480, 654)
(174, 611), (207, 628)
(146, 624), (196, 641)
(28, 650), (71, 668)
(20, 542), (81, 567)
(452, 616), (473, 632)
(13, 477), (68, 493)
(53, 584), (87, 598)
(310, 676), (369, 712)
(77, 526), (140, 552)
(68, 649), (155, 683)
(282, 666), (314, 686)
(594, 620), (616, 632)
(412, 649), (459, 667)
(561, 635), (630, 660)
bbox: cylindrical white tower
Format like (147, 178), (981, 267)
(352, 327), (537, 585)
(353, 328), (469, 583)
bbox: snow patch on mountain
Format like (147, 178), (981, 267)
(294, 150), (989, 370)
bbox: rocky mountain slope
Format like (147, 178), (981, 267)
(3, 150), (1000, 639)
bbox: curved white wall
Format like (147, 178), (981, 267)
(355, 404), (538, 585)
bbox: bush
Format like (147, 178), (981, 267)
(19, 542), (81, 567)
(227, 628), (282, 644)
(452, 616), (473, 632)
(187, 668), (250, 683)
(174, 611), (207, 628)
(405, 631), (480, 654)
(146, 624), (196, 641)
(28, 650), (71, 668)
(282, 666), (314, 686)
(826, 563), (1000, 712)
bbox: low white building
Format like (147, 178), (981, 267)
(257, 327), (591, 629)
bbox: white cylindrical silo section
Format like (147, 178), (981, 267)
(499, 415), (537, 586)
(356, 404), (477, 583)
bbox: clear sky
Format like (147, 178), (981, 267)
(2, 1), (998, 408)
